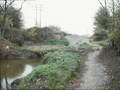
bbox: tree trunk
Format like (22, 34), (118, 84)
(1, 0), (7, 38)
(118, 46), (120, 52)
(0, 29), (2, 37)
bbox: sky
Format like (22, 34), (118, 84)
(15, 0), (101, 36)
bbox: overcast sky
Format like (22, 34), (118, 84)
(16, 0), (101, 35)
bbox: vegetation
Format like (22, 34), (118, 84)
(16, 49), (85, 89)
(93, 0), (120, 52)
(80, 42), (92, 49)
(11, 40), (91, 89)
(6, 6), (23, 28)
(42, 37), (69, 46)
(0, 0), (26, 37)
(96, 39), (109, 46)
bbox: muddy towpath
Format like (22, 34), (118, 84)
(65, 35), (108, 89)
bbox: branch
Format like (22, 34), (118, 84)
(9, 0), (15, 5)
(17, 0), (26, 12)
(0, 5), (4, 12)
(98, 0), (105, 8)
(7, 0), (26, 15)
(6, 0), (15, 9)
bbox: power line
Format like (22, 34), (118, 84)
(26, 1), (43, 27)
(40, 5), (43, 28)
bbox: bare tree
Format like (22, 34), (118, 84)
(0, 0), (26, 37)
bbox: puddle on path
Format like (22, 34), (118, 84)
(76, 51), (108, 89)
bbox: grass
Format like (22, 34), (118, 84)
(96, 39), (109, 46)
(42, 37), (69, 46)
(17, 50), (84, 89)
(20, 45), (29, 51)
(80, 42), (92, 49)
(15, 38), (88, 89)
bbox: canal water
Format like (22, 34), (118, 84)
(0, 58), (42, 90)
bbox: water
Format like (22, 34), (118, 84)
(0, 58), (42, 90)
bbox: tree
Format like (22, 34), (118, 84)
(94, 7), (111, 30)
(96, 0), (120, 51)
(0, 14), (13, 28)
(0, 0), (26, 37)
(7, 6), (23, 28)
(111, 2), (120, 51)
(93, 6), (110, 41)
(93, 0), (111, 40)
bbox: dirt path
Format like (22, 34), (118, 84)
(76, 51), (108, 89)
(65, 35), (108, 89)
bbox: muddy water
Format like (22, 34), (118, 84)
(77, 51), (108, 89)
(0, 58), (42, 90)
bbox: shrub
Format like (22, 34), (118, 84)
(4, 28), (25, 46)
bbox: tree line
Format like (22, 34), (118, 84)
(93, 0), (120, 52)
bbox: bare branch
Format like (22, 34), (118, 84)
(0, 5), (4, 12)
(17, 0), (26, 12)
(98, 0), (105, 8)
(6, 0), (14, 9)
(7, 0), (26, 15)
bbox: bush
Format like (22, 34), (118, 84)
(33, 27), (54, 43)
(4, 28), (25, 46)
(92, 27), (107, 41)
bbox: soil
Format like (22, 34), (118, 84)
(0, 37), (19, 59)
(99, 46), (120, 89)
(0, 37), (39, 59)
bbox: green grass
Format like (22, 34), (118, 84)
(96, 39), (109, 46)
(17, 51), (84, 89)
(42, 37), (69, 46)
(80, 42), (92, 49)
(20, 46), (29, 51)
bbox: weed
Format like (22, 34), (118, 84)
(17, 50), (85, 89)
(42, 38), (69, 46)
(64, 69), (75, 83)
(80, 42), (92, 49)
(97, 39), (109, 46)
(20, 46), (29, 51)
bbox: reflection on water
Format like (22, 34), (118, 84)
(0, 58), (42, 90)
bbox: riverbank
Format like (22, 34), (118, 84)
(0, 37), (68, 59)
(0, 37), (41, 59)
(12, 48), (85, 89)
(11, 35), (92, 89)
